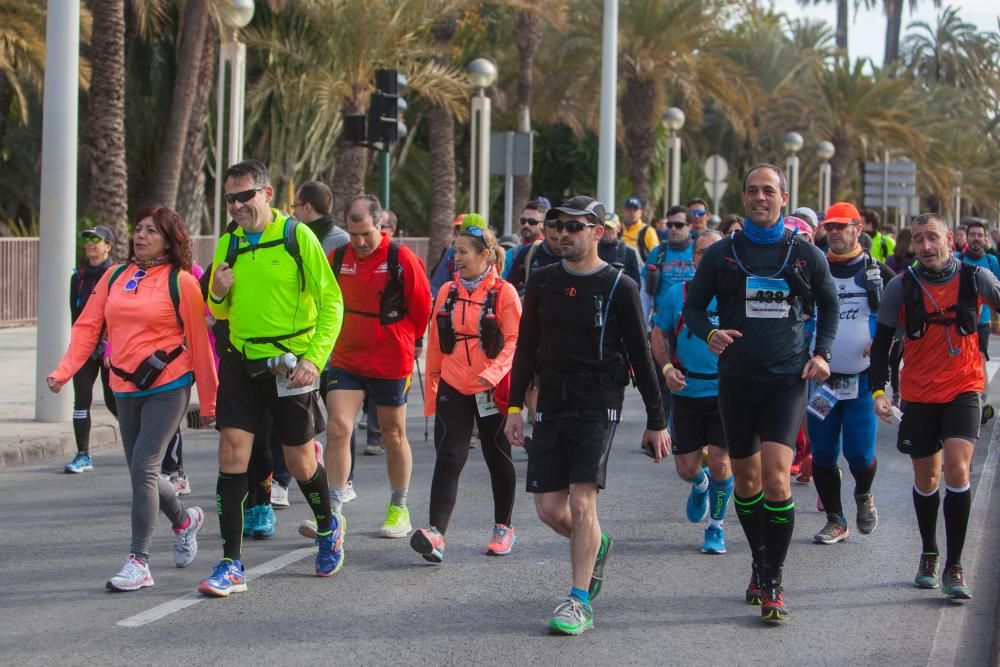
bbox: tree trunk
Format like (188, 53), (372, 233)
(426, 105), (456, 271)
(0, 77), (11, 149)
(331, 93), (370, 223)
(176, 30), (218, 234)
(620, 77), (657, 209)
(829, 135), (851, 201)
(512, 10), (544, 219)
(835, 0), (849, 54)
(883, 0), (903, 71)
(151, 0), (210, 209)
(85, 0), (129, 259)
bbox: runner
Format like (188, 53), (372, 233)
(650, 230), (734, 554)
(682, 164), (839, 623)
(869, 212), (1000, 602)
(411, 221), (520, 562)
(806, 202), (894, 545)
(505, 195), (670, 636)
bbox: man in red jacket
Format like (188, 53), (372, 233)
(323, 194), (432, 539)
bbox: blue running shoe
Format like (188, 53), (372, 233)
(316, 513), (345, 577)
(702, 524), (726, 554)
(252, 505), (276, 540)
(65, 453), (93, 474)
(198, 559), (247, 597)
(242, 506), (256, 537)
(686, 467), (710, 523)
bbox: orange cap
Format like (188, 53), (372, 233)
(823, 202), (861, 224)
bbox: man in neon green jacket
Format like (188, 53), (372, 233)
(861, 208), (895, 263)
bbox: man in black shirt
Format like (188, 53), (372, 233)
(683, 164), (839, 624)
(505, 195), (670, 636)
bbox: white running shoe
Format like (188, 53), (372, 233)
(171, 471), (191, 496)
(173, 506), (204, 568)
(271, 483), (290, 509)
(299, 519), (318, 540)
(107, 555), (154, 592)
(343, 481), (358, 503)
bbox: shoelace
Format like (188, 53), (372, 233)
(556, 597), (585, 620)
(117, 558), (146, 579)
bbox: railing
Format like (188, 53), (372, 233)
(0, 236), (431, 327)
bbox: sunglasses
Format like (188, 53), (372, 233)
(823, 222), (857, 231)
(666, 222), (689, 229)
(83, 235), (105, 244)
(463, 226), (485, 238)
(124, 269), (147, 292)
(689, 210), (707, 217)
(520, 217), (542, 226)
(545, 220), (596, 233)
(225, 187), (263, 205)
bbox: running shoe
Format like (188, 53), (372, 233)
(746, 561), (763, 605)
(380, 503), (411, 538)
(242, 505), (257, 537)
(914, 553), (940, 589)
(761, 585), (789, 623)
(796, 454), (813, 484)
(364, 441), (385, 456)
(298, 518), (318, 540)
(198, 559), (247, 597)
(547, 597), (594, 636)
(65, 453), (93, 474)
(252, 504), (276, 540)
(941, 564), (972, 602)
(589, 532), (613, 600)
(316, 513), (345, 577)
(171, 471), (191, 496)
(271, 483), (290, 509)
(106, 555), (154, 592)
(342, 481), (358, 503)
(702, 524), (726, 554)
(410, 527), (445, 563)
(981, 404), (994, 425)
(814, 514), (849, 545)
(686, 468), (710, 523)
(314, 440), (323, 464)
(855, 493), (878, 535)
(172, 506), (204, 568)
(486, 524), (516, 556)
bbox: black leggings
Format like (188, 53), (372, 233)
(429, 380), (516, 532)
(71, 356), (117, 454)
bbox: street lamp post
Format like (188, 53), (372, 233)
(783, 131), (804, 214)
(213, 0), (255, 237)
(466, 59), (497, 227)
(662, 107), (685, 214)
(817, 141), (835, 215)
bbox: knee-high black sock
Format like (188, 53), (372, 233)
(850, 458), (877, 497)
(912, 486), (940, 555)
(217, 472), (248, 561)
(943, 486), (972, 568)
(72, 413), (91, 454)
(763, 498), (796, 586)
(813, 465), (843, 517)
(297, 465), (332, 533)
(734, 491), (767, 565)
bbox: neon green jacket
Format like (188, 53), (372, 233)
(208, 209), (343, 369)
(870, 232), (895, 263)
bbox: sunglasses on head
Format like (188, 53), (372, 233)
(124, 269), (147, 292)
(519, 217), (542, 226)
(224, 187), (263, 205)
(545, 219), (596, 233)
(463, 226), (485, 238)
(666, 222), (689, 229)
(823, 221), (856, 231)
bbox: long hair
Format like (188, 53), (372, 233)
(131, 206), (193, 271)
(458, 226), (505, 274)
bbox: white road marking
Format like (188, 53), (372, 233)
(117, 547), (314, 628)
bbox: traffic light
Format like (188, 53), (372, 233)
(366, 69), (407, 145)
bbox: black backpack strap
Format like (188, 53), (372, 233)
(224, 231), (241, 268)
(637, 225), (651, 261)
(332, 245), (347, 276)
(284, 217), (305, 291)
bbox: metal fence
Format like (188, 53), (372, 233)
(0, 236), (431, 327)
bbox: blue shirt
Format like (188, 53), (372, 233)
(642, 244), (695, 317)
(245, 231), (264, 246)
(958, 252), (1000, 323)
(502, 246), (516, 280)
(653, 282), (719, 398)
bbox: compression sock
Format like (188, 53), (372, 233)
(850, 458), (877, 497)
(390, 487), (408, 509)
(72, 410), (90, 454)
(569, 587), (590, 605)
(708, 474), (734, 524)
(217, 472), (248, 561)
(943, 485), (971, 569)
(734, 491), (767, 565)
(912, 486), (940, 555)
(813, 465), (844, 518)
(297, 465), (333, 532)
(689, 467), (709, 492)
(763, 498), (796, 586)
(330, 484), (348, 515)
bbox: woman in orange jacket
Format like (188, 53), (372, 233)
(410, 221), (521, 563)
(48, 206), (218, 592)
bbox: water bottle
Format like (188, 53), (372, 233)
(266, 352), (298, 375)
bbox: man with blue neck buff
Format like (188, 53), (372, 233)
(682, 163), (840, 624)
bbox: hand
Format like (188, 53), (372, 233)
(863, 341), (872, 358)
(504, 412), (525, 447)
(873, 394), (894, 424)
(212, 262), (234, 298)
(200, 414), (216, 429)
(102, 356), (111, 369)
(642, 429), (671, 463)
(664, 367), (687, 392)
(46, 376), (65, 393)
(708, 329), (742, 355)
(288, 358), (319, 389)
(801, 355), (831, 382)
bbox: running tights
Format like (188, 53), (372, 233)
(71, 356), (117, 454)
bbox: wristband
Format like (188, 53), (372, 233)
(706, 329), (719, 345)
(661, 363), (674, 377)
(507, 406), (522, 415)
(872, 390), (886, 399)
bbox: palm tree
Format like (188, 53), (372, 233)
(175, 25), (218, 234)
(796, 0), (858, 53)
(0, 0), (47, 145)
(902, 7), (993, 87)
(882, 0), (940, 70)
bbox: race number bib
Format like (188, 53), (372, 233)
(828, 374), (859, 400)
(475, 390), (499, 417)
(807, 384), (839, 421)
(745, 277), (792, 319)
(276, 373), (320, 398)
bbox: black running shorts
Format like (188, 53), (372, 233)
(525, 416), (618, 493)
(717, 374), (807, 460)
(670, 395), (726, 455)
(897, 392), (980, 459)
(216, 351), (325, 446)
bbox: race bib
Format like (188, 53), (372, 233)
(807, 384), (839, 421)
(276, 373), (320, 398)
(828, 374), (859, 400)
(745, 277), (792, 319)
(475, 390), (499, 417)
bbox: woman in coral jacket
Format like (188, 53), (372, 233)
(47, 206), (218, 592)
(410, 220), (522, 563)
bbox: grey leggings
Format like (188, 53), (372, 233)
(117, 385), (191, 561)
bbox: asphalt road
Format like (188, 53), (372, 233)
(2, 382), (999, 666)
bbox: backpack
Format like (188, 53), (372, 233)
(107, 264), (183, 330)
(436, 283), (504, 359)
(523, 239), (543, 285)
(332, 240), (406, 325)
(637, 224), (654, 261)
(902, 263), (979, 341)
(224, 217), (305, 291)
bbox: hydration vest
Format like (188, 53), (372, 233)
(225, 217), (305, 291)
(332, 240), (406, 325)
(436, 282), (503, 359)
(722, 230), (814, 312)
(902, 263), (979, 341)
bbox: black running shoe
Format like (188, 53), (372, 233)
(761, 585), (789, 623)
(745, 561), (763, 606)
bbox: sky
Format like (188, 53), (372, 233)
(771, 0), (999, 66)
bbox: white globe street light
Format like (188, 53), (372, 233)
(783, 131), (804, 154)
(663, 107), (686, 132)
(467, 59), (497, 225)
(466, 59), (497, 90)
(817, 141), (835, 213)
(817, 141), (835, 161)
(662, 107), (686, 212)
(783, 131), (804, 212)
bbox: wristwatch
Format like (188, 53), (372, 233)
(816, 350), (832, 363)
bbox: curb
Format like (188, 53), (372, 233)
(0, 421), (120, 469)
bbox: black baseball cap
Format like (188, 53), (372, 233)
(624, 197), (642, 209)
(80, 225), (116, 245)
(544, 196), (608, 226)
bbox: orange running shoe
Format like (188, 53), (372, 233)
(486, 524), (516, 556)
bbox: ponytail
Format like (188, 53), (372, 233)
(459, 226), (505, 274)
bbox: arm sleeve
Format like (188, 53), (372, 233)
(809, 250), (840, 358)
(423, 284), (446, 417)
(868, 323), (896, 394)
(508, 272), (542, 408)
(682, 245), (722, 341)
(478, 282), (523, 388)
(403, 248), (433, 337)
(179, 273), (219, 417)
(877, 276), (906, 328)
(206, 235), (232, 319)
(51, 267), (114, 383)
(973, 264), (1000, 310)
(614, 278), (667, 430)
(299, 225), (344, 370)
